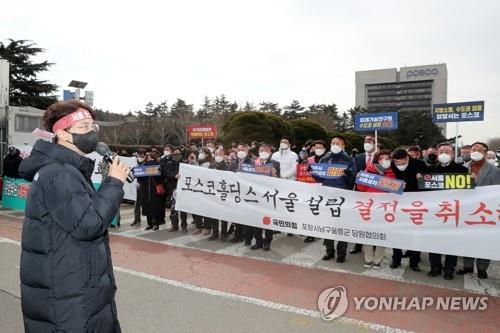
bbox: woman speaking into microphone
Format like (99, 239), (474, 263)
(18, 100), (129, 332)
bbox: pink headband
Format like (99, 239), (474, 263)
(52, 110), (93, 133)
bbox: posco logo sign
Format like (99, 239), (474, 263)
(406, 67), (439, 78)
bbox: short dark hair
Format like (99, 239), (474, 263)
(259, 143), (271, 149)
(331, 135), (345, 144)
(437, 142), (453, 149)
(392, 148), (408, 160)
(461, 144), (472, 149)
(281, 136), (292, 143)
(43, 100), (95, 133)
(407, 145), (421, 152)
(472, 142), (489, 151)
(312, 140), (327, 148)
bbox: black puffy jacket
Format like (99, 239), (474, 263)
(2, 151), (23, 178)
(18, 140), (124, 333)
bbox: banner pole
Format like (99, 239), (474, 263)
(375, 130), (378, 151)
(455, 122), (459, 162)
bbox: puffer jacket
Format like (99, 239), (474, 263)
(18, 139), (124, 333)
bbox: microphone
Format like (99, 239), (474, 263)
(96, 142), (135, 183)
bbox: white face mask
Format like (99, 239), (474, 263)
(208, 147), (215, 153)
(364, 143), (374, 152)
(315, 149), (325, 156)
(470, 151), (484, 162)
(137, 157), (145, 163)
(330, 145), (342, 154)
(396, 163), (408, 171)
(438, 153), (452, 165)
(164, 151), (171, 157)
(214, 156), (224, 163)
(379, 159), (391, 169)
(487, 159), (496, 165)
(280, 143), (289, 150)
(237, 151), (247, 159)
(259, 151), (270, 160)
(198, 153), (206, 160)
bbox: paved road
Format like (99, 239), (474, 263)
(0, 241), (376, 333)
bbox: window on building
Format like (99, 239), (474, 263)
(15, 115), (42, 132)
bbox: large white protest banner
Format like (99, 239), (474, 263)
(176, 164), (500, 260)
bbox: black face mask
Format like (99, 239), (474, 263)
(427, 153), (437, 162)
(172, 154), (182, 162)
(67, 130), (98, 154)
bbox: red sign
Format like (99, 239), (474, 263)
(296, 164), (317, 183)
(187, 124), (217, 139)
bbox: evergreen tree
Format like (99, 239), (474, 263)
(0, 39), (58, 109)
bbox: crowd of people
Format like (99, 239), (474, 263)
(127, 134), (500, 281)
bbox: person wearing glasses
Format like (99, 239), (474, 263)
(18, 100), (129, 332)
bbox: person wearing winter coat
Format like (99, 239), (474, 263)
(192, 147), (214, 235)
(271, 136), (298, 180)
(166, 147), (188, 232)
(457, 141), (500, 279)
(138, 152), (166, 231)
(310, 135), (357, 263)
(424, 142), (468, 280)
(301, 140), (328, 243)
(247, 143), (280, 251)
(356, 149), (395, 268)
(208, 148), (233, 241)
(2, 146), (23, 178)
(18, 100), (129, 332)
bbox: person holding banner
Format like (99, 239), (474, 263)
(139, 153), (166, 231)
(230, 143), (255, 243)
(207, 148), (234, 241)
(457, 142), (500, 279)
(131, 149), (146, 227)
(302, 140), (328, 243)
(356, 149), (395, 268)
(167, 148), (189, 233)
(160, 144), (175, 210)
(192, 147), (216, 235)
(390, 148), (429, 271)
(351, 135), (377, 254)
(427, 142), (468, 280)
(310, 135), (357, 263)
(248, 143), (280, 251)
(18, 100), (129, 332)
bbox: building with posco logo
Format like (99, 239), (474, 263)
(355, 64), (447, 136)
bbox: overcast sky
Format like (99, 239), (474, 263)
(1, 0), (499, 144)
